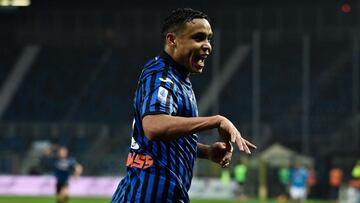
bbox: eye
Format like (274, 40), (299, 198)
(192, 33), (206, 42)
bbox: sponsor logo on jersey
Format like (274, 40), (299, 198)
(159, 77), (174, 84)
(126, 152), (153, 169)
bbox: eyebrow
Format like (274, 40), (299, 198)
(191, 32), (212, 38)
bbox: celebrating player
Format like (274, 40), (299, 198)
(111, 8), (256, 203)
(53, 146), (83, 203)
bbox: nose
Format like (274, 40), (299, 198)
(202, 41), (212, 55)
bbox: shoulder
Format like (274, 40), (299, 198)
(140, 56), (167, 81)
(67, 157), (77, 165)
(139, 56), (179, 89)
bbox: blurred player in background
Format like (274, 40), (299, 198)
(234, 161), (248, 200)
(277, 166), (290, 203)
(51, 146), (83, 203)
(329, 165), (343, 203)
(306, 165), (317, 198)
(289, 161), (309, 203)
(111, 8), (256, 203)
(349, 160), (360, 203)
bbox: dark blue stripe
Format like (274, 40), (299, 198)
(144, 173), (155, 202)
(130, 177), (141, 202)
(170, 142), (192, 187)
(123, 169), (137, 202)
(111, 177), (127, 203)
(139, 170), (149, 203)
(155, 172), (166, 202)
(148, 72), (161, 113)
(161, 143), (171, 202)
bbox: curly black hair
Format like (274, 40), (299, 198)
(161, 8), (210, 40)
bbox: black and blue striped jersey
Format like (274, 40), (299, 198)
(54, 157), (77, 184)
(111, 51), (199, 203)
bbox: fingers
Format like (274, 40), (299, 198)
(225, 140), (233, 153)
(220, 151), (232, 168)
(245, 139), (257, 149)
(220, 158), (230, 166)
(236, 137), (250, 154)
(231, 130), (236, 143)
(229, 126), (251, 154)
(242, 136), (251, 154)
(234, 133), (253, 154)
(235, 135), (244, 152)
(220, 142), (233, 166)
(220, 158), (230, 168)
(218, 118), (256, 154)
(222, 162), (230, 168)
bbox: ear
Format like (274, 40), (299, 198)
(165, 32), (177, 48)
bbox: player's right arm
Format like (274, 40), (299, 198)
(140, 69), (255, 154)
(142, 114), (256, 154)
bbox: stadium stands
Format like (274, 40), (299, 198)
(0, 46), (21, 87)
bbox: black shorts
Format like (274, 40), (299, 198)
(330, 186), (340, 200)
(56, 182), (68, 194)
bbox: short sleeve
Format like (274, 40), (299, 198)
(69, 158), (78, 169)
(140, 73), (178, 118)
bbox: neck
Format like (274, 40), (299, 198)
(163, 47), (190, 79)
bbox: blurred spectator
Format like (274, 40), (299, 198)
(349, 160), (360, 203)
(329, 166), (343, 203)
(352, 160), (360, 180)
(220, 169), (231, 186)
(279, 166), (290, 186)
(289, 162), (309, 203)
(276, 166), (290, 202)
(307, 165), (317, 198)
(234, 162), (247, 200)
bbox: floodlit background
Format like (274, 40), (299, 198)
(0, 0), (359, 202)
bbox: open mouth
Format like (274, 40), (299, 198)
(194, 55), (207, 69)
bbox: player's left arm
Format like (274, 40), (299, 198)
(71, 158), (83, 178)
(74, 163), (83, 177)
(197, 141), (233, 168)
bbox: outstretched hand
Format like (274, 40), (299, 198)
(209, 141), (233, 168)
(218, 116), (256, 154)
(73, 164), (83, 179)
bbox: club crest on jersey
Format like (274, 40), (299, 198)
(157, 86), (168, 103)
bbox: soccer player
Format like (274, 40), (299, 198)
(234, 161), (248, 200)
(329, 166), (343, 203)
(111, 8), (256, 203)
(53, 146), (83, 203)
(289, 162), (309, 203)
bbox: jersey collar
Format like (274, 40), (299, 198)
(160, 51), (191, 83)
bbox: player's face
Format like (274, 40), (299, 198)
(173, 18), (212, 74)
(58, 147), (68, 159)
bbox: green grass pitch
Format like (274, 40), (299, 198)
(0, 196), (331, 203)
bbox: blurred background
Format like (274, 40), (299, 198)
(0, 0), (359, 202)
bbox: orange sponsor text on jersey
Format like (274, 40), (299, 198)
(126, 152), (153, 169)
